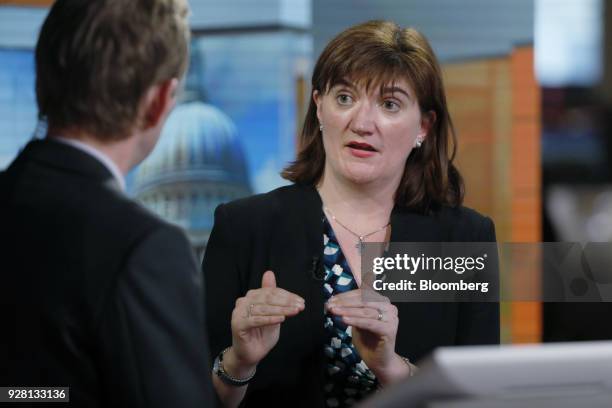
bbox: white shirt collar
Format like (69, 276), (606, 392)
(50, 136), (126, 192)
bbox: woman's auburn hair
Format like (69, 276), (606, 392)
(281, 20), (464, 214)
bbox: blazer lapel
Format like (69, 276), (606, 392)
(282, 184), (327, 351)
(299, 185), (325, 261)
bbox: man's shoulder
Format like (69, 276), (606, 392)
(1, 150), (180, 255)
(101, 190), (168, 230)
(85, 187), (186, 251)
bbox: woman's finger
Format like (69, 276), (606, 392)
(329, 290), (390, 307)
(328, 298), (394, 314)
(234, 314), (286, 331)
(247, 303), (303, 317)
(245, 288), (305, 307)
(328, 305), (395, 321)
(341, 316), (390, 335)
(328, 289), (362, 302)
(327, 294), (365, 309)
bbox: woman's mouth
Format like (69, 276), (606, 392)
(346, 141), (378, 158)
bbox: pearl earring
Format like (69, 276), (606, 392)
(319, 124), (324, 132)
(415, 138), (423, 148)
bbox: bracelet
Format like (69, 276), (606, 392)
(375, 356), (417, 392)
(400, 356), (417, 377)
(212, 347), (256, 386)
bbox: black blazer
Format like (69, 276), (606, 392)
(0, 139), (213, 407)
(203, 184), (499, 407)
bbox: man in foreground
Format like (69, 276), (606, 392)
(0, 0), (213, 405)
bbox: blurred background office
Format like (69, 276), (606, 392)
(2, 0), (611, 345)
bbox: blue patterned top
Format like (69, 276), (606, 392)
(322, 216), (378, 407)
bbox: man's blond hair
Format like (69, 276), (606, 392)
(35, 0), (190, 140)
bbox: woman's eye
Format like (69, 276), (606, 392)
(382, 100), (400, 111)
(336, 94), (353, 105)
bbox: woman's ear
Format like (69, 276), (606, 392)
(313, 90), (323, 124)
(419, 110), (436, 140)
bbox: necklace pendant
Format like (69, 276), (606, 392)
(356, 239), (363, 254)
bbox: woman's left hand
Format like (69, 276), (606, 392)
(326, 289), (410, 385)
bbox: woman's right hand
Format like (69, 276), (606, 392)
(227, 270), (305, 372)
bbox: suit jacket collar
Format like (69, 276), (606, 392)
(294, 184), (325, 252)
(16, 139), (121, 190)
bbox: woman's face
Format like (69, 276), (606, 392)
(314, 78), (430, 188)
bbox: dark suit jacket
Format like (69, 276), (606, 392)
(203, 184), (499, 407)
(0, 139), (213, 407)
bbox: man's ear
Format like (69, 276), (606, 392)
(141, 78), (179, 130)
(419, 110), (436, 140)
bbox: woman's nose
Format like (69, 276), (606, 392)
(350, 101), (376, 136)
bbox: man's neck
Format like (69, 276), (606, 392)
(47, 128), (135, 176)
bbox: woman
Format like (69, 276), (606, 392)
(203, 20), (499, 407)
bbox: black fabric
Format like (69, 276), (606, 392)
(202, 184), (499, 407)
(542, 210), (612, 341)
(0, 139), (213, 407)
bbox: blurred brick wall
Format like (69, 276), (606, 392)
(443, 46), (541, 343)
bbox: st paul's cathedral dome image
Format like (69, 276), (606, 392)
(132, 50), (251, 256)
